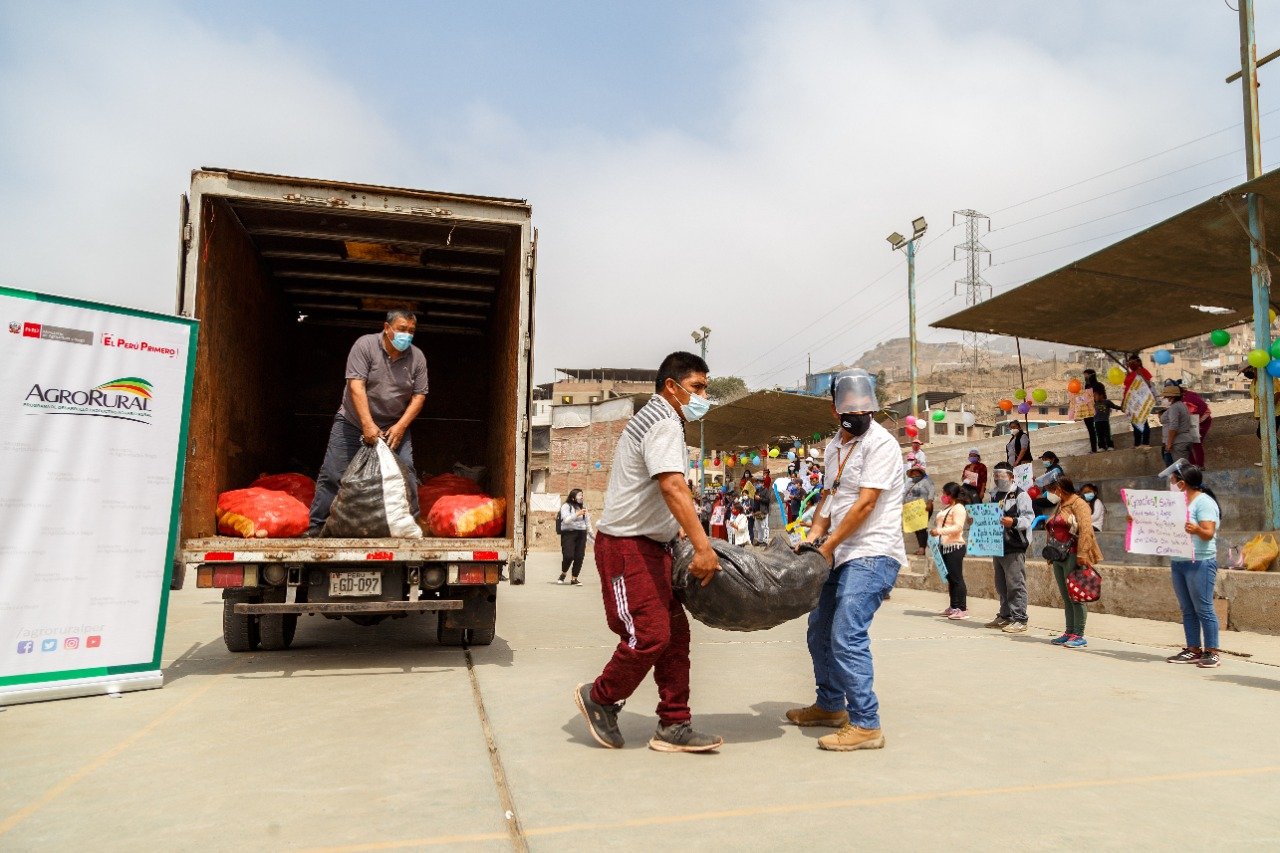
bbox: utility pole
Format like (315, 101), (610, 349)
(888, 218), (928, 422)
(953, 209), (992, 374)
(1233, 0), (1280, 528)
(691, 326), (711, 492)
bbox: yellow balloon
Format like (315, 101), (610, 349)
(1107, 366), (1125, 385)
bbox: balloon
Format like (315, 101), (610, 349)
(786, 451), (796, 461)
(1271, 308), (1277, 324)
(904, 415), (917, 427)
(1067, 379), (1082, 395)
(998, 399), (1014, 412)
(752, 455), (762, 466)
(1210, 329), (1231, 347)
(794, 440), (802, 448)
(769, 447), (780, 458)
(1153, 349), (1173, 365)
(1027, 486), (1042, 500)
(1017, 402), (1032, 414)
(1032, 388), (1048, 403)
(594, 461), (602, 469)
(1248, 348), (1272, 368)
(1014, 389), (1027, 401)
(961, 411), (976, 427)
(905, 424), (918, 437)
(809, 447), (820, 458)
(1267, 360), (1280, 379)
(1107, 366), (1125, 385)
(1269, 339), (1280, 361)
(713, 456), (721, 466)
(813, 432), (823, 442)
(931, 410), (946, 422)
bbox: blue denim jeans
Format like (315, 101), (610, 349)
(806, 555), (901, 729)
(308, 415), (418, 533)
(1170, 559), (1219, 649)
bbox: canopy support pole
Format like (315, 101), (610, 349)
(1015, 337), (1029, 431)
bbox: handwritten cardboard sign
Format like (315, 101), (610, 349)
(1123, 380), (1155, 427)
(927, 534), (948, 580)
(1013, 463), (1035, 492)
(1122, 488), (1193, 559)
(966, 502), (1006, 557)
(902, 498), (929, 533)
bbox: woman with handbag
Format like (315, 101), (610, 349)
(931, 482), (970, 619)
(1043, 475), (1103, 648)
(558, 489), (591, 585)
(1163, 463), (1223, 668)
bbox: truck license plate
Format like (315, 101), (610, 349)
(330, 571), (382, 597)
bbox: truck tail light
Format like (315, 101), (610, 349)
(452, 564), (501, 585)
(456, 566), (486, 585)
(197, 567), (213, 588)
(485, 565), (501, 584)
(211, 566), (244, 588)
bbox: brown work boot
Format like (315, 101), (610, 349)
(784, 704), (849, 728)
(818, 723), (886, 751)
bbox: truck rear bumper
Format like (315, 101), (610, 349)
(234, 601), (465, 615)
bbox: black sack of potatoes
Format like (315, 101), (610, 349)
(322, 441), (423, 539)
(671, 537), (830, 632)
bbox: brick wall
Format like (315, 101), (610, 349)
(547, 418), (629, 499)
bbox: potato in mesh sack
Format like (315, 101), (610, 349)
(671, 537), (830, 632)
(322, 440), (422, 538)
(217, 488), (309, 539)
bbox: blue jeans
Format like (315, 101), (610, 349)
(308, 415), (418, 532)
(1170, 559), (1219, 649)
(806, 555), (901, 729)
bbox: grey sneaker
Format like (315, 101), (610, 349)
(984, 617), (1010, 629)
(1196, 651), (1221, 669)
(1001, 621), (1028, 634)
(1166, 648), (1202, 664)
(574, 683), (624, 749)
(648, 721), (723, 753)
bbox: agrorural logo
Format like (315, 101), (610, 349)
(23, 376), (154, 424)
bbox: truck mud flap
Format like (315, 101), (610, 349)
(234, 601), (464, 615)
(440, 586), (497, 630)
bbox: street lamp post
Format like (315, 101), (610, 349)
(887, 218), (928, 424)
(691, 326), (711, 492)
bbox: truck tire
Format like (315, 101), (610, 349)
(466, 623), (496, 646)
(258, 614), (297, 651)
(436, 622), (467, 647)
(170, 559), (186, 591)
(222, 598), (258, 653)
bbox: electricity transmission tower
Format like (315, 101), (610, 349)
(953, 209), (992, 372)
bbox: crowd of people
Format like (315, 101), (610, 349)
(688, 460), (827, 546)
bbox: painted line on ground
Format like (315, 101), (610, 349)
(306, 763), (1280, 851)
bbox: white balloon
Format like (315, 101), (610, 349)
(961, 412), (976, 427)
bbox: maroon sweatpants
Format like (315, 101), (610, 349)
(590, 532), (692, 726)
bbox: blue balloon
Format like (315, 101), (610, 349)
(1153, 349), (1173, 365)
(786, 451), (797, 460)
(1266, 359), (1280, 378)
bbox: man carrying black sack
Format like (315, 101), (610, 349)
(787, 369), (905, 752)
(984, 462), (1033, 633)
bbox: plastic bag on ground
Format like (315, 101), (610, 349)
(428, 494), (507, 538)
(453, 462), (487, 484)
(1241, 533), (1278, 572)
(671, 537), (830, 632)
(322, 440), (423, 539)
(250, 473), (316, 509)
(417, 473), (485, 519)
(217, 488), (309, 539)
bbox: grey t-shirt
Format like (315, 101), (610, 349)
(1161, 400), (1192, 446)
(337, 333), (429, 429)
(596, 395), (688, 542)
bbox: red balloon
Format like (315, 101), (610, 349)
(904, 424), (918, 437)
(1027, 486), (1041, 499)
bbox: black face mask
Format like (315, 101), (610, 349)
(839, 412), (872, 437)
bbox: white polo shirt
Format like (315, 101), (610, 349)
(597, 395), (688, 542)
(823, 420), (907, 568)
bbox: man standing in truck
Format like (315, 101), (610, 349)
(307, 309), (428, 535)
(574, 351), (724, 753)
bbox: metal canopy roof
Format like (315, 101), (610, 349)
(932, 168), (1280, 352)
(683, 390), (835, 449)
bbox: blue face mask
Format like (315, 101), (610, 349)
(675, 383), (712, 422)
(389, 331), (414, 352)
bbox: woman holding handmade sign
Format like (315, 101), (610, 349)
(931, 482), (970, 619)
(903, 465), (934, 556)
(1043, 475), (1103, 649)
(1162, 463), (1222, 669)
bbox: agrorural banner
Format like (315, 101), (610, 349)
(0, 286), (197, 705)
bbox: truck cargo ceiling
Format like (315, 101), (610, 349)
(217, 196), (519, 334)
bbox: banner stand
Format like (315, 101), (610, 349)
(0, 671), (162, 707)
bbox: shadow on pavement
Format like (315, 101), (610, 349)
(1208, 673), (1280, 691)
(561, 700), (797, 748)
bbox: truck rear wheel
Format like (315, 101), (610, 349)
(222, 597), (259, 653)
(466, 624), (496, 646)
(437, 623), (467, 647)
(258, 614), (297, 651)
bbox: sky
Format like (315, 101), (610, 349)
(0, 0), (1274, 386)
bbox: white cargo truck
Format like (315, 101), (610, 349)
(175, 169), (535, 651)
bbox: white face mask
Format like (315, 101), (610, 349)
(1047, 492), (1061, 504)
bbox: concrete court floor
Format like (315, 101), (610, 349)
(2, 551), (1280, 852)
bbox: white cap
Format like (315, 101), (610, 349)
(831, 369), (877, 413)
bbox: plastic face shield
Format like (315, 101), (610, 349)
(832, 370), (877, 414)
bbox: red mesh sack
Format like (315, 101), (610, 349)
(427, 494), (507, 538)
(417, 474), (484, 519)
(250, 473), (316, 508)
(217, 487), (310, 539)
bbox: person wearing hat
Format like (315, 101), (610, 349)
(903, 463), (934, 556)
(1032, 451), (1064, 517)
(961, 449), (987, 503)
(985, 462), (1033, 633)
(787, 369), (905, 751)
(1165, 380), (1212, 468)
(905, 438), (928, 473)
(1159, 383), (1195, 468)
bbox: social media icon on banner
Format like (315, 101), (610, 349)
(17, 641), (34, 654)
(86, 636), (101, 648)
(41, 639), (57, 652)
(64, 637), (80, 650)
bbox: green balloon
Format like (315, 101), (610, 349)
(1270, 339), (1280, 361)
(931, 409), (946, 422)
(1210, 329), (1230, 347)
(1014, 389), (1027, 400)
(1248, 348), (1271, 369)
(1032, 388), (1048, 403)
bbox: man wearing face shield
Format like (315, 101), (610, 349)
(307, 309), (427, 535)
(785, 369), (906, 752)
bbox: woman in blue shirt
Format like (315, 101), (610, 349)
(1163, 464), (1222, 668)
